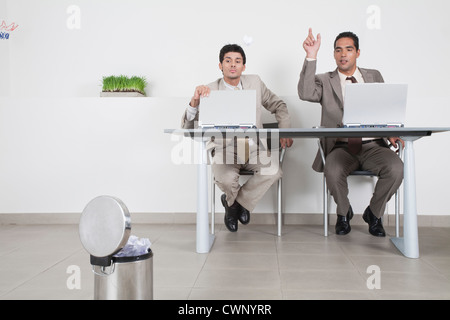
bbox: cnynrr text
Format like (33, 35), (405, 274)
(178, 304), (272, 317)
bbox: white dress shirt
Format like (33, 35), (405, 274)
(338, 69), (376, 142)
(338, 68), (364, 99)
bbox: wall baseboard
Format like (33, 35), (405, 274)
(1, 212), (449, 228)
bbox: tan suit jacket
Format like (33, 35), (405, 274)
(181, 74), (291, 151)
(298, 59), (384, 172)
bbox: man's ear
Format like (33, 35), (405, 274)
(219, 62), (223, 72)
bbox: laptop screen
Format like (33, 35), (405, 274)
(198, 90), (257, 129)
(343, 83), (408, 128)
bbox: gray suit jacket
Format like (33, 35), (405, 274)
(298, 59), (384, 172)
(182, 74), (291, 151)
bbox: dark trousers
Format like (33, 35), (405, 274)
(324, 140), (404, 218)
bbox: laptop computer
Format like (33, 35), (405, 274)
(198, 90), (257, 129)
(343, 83), (408, 128)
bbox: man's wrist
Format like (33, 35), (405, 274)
(186, 104), (198, 121)
(189, 100), (199, 108)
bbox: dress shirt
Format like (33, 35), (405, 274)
(337, 69), (376, 142)
(222, 81), (255, 150)
(338, 69), (364, 99)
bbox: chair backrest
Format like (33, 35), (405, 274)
(240, 122), (282, 175)
(263, 122), (279, 151)
(262, 122), (279, 129)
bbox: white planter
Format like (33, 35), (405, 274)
(100, 91), (145, 97)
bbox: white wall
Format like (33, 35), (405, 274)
(1, 0), (450, 216)
(0, 0), (10, 96)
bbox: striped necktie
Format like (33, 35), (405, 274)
(346, 76), (362, 154)
(234, 87), (249, 163)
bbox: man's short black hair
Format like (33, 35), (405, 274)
(334, 31), (359, 51)
(219, 44), (246, 65)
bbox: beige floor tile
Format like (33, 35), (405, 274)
(372, 271), (450, 294)
(209, 239), (277, 254)
(154, 267), (201, 288)
(276, 241), (344, 255)
(188, 287), (282, 300)
(1, 223), (449, 300)
(194, 269), (281, 290)
(155, 287), (191, 300)
(280, 269), (367, 291)
(282, 289), (376, 300)
(422, 256), (450, 277)
(349, 255), (440, 274)
(278, 254), (355, 271)
(204, 252), (279, 270)
(154, 252), (207, 270)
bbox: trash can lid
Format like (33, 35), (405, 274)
(79, 195), (131, 257)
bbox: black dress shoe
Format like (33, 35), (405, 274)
(237, 203), (250, 225)
(362, 206), (386, 237)
(335, 206), (354, 235)
(221, 194), (238, 232)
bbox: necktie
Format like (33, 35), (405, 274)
(234, 87), (250, 163)
(346, 76), (362, 154)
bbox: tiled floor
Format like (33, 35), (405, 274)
(0, 221), (449, 300)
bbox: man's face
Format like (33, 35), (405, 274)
(219, 51), (246, 81)
(334, 37), (360, 75)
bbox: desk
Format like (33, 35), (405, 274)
(165, 127), (450, 257)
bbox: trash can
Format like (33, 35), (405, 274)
(92, 249), (153, 300)
(79, 195), (153, 300)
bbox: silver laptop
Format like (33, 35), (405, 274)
(343, 83), (408, 128)
(198, 90), (257, 129)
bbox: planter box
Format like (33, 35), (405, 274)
(100, 92), (145, 97)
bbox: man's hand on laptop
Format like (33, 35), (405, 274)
(280, 138), (293, 149)
(190, 85), (211, 108)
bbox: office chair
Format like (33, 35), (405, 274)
(210, 123), (286, 236)
(318, 139), (403, 237)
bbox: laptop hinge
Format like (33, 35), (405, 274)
(239, 123), (256, 129)
(387, 123), (404, 128)
(344, 123), (361, 128)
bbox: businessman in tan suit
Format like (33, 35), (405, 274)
(298, 29), (404, 237)
(182, 44), (293, 232)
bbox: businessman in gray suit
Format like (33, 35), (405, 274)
(298, 29), (404, 237)
(182, 44), (293, 232)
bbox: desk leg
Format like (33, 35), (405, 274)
(196, 139), (215, 253)
(390, 137), (420, 258)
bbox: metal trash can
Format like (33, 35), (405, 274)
(79, 195), (153, 300)
(92, 249), (153, 300)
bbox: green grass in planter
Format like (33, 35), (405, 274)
(102, 75), (147, 95)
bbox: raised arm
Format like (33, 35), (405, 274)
(303, 27), (321, 59)
(298, 28), (324, 103)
